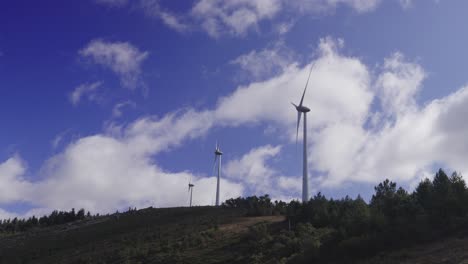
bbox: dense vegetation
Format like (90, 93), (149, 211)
(232, 169), (468, 263)
(1, 168), (468, 263)
(0, 208), (94, 233)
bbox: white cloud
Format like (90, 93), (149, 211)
(231, 41), (295, 80)
(275, 20), (295, 35)
(112, 101), (136, 118)
(224, 144), (302, 200)
(191, 0), (282, 37)
(94, 0), (385, 38)
(0, 156), (32, 203)
(215, 37), (468, 192)
(0, 110), (242, 217)
(51, 130), (71, 150)
(277, 176), (302, 193)
(69, 81), (102, 106)
(189, 0), (380, 37)
(216, 37), (372, 131)
(139, 0), (190, 33)
(6, 36), (468, 218)
(31, 133), (242, 212)
(224, 145), (281, 192)
(215, 37), (374, 189)
(291, 0), (380, 14)
(375, 52), (425, 118)
(79, 40), (148, 90)
(95, 0), (128, 7)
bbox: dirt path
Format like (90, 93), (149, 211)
(219, 215), (285, 233)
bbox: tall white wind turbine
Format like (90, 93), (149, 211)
(188, 177), (194, 207)
(292, 64), (315, 203)
(213, 142), (223, 206)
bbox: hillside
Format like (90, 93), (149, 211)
(360, 235), (468, 264)
(3, 170), (468, 263)
(0, 206), (285, 264)
(1, 205), (468, 264)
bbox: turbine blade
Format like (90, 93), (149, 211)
(291, 102), (298, 108)
(299, 62), (315, 107)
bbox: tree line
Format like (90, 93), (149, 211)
(224, 169), (468, 263)
(0, 208), (94, 233)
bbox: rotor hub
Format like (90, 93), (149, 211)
(296, 105), (310, 113)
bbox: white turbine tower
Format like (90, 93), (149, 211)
(188, 177), (194, 207)
(292, 64), (315, 203)
(213, 142), (223, 206)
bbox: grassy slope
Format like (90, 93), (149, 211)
(0, 207), (284, 264)
(2, 206), (468, 264)
(359, 235), (468, 264)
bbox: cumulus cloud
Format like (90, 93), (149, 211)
(139, 0), (190, 33)
(231, 41), (296, 80)
(224, 145), (281, 193)
(216, 37), (372, 131)
(94, 0), (385, 38)
(215, 37), (468, 192)
(190, 0), (380, 37)
(5, 36), (468, 218)
(0, 156), (32, 203)
(0, 110), (242, 217)
(32, 133), (242, 212)
(5, 35), (363, 214)
(79, 40), (148, 90)
(291, 0), (381, 14)
(375, 52), (425, 118)
(191, 0), (282, 37)
(69, 81), (102, 106)
(224, 144), (302, 200)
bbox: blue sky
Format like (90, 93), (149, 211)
(1, 0), (468, 218)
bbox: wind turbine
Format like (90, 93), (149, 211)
(291, 63), (315, 203)
(188, 177), (195, 207)
(213, 141), (223, 206)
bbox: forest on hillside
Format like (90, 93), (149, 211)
(1, 169), (468, 263)
(224, 169), (468, 263)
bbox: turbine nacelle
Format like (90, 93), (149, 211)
(214, 142), (223, 155)
(292, 103), (310, 113)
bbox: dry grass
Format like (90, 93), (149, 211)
(219, 215), (285, 233)
(361, 236), (468, 264)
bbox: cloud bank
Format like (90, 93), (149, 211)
(95, 0), (388, 38)
(2, 37), (467, 220)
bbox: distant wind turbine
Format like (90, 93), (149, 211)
(213, 141), (223, 206)
(188, 177), (195, 207)
(291, 63), (315, 203)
